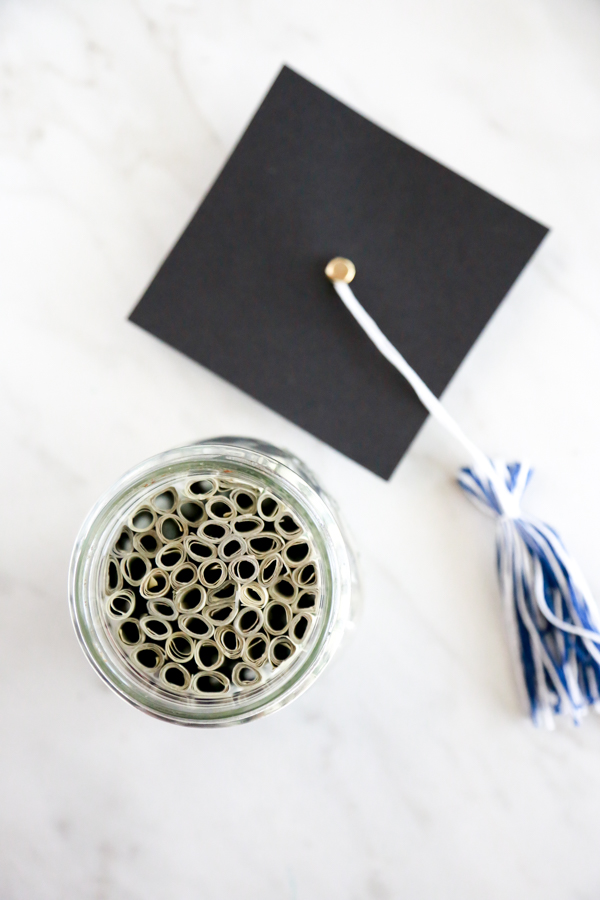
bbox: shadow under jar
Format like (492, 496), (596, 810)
(70, 438), (359, 726)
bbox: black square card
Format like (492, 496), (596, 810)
(130, 66), (548, 478)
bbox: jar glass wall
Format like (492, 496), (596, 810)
(69, 438), (359, 726)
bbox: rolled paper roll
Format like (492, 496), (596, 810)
(233, 606), (264, 637)
(106, 556), (123, 594)
(174, 584), (207, 614)
(160, 662), (191, 691)
(264, 600), (292, 636)
(282, 538), (312, 569)
(197, 520), (230, 544)
(215, 625), (244, 659)
(113, 526), (133, 557)
(140, 568), (171, 600)
(242, 633), (270, 667)
(268, 577), (298, 605)
(204, 602), (238, 627)
(120, 553), (151, 587)
(131, 643), (164, 672)
(229, 555), (260, 585)
(155, 541), (185, 571)
(240, 583), (268, 608)
(186, 477), (218, 500)
(274, 512), (302, 539)
(269, 636), (296, 667)
(194, 638), (224, 671)
(133, 529), (162, 558)
(169, 561), (199, 590)
(217, 535), (247, 562)
(155, 514), (188, 543)
(128, 505), (157, 533)
(206, 580), (237, 604)
(147, 598), (179, 620)
(259, 554), (284, 586)
(140, 615), (173, 642)
(257, 493), (281, 521)
(230, 515), (264, 537)
(192, 670), (229, 696)
(106, 589), (136, 620)
(230, 487), (258, 515)
(177, 499), (206, 528)
(246, 533), (284, 558)
(150, 487), (178, 514)
(184, 535), (216, 562)
(232, 662), (262, 688)
(290, 612), (315, 644)
(179, 613), (214, 641)
(292, 562), (319, 589)
(205, 495), (236, 522)
(292, 589), (319, 614)
(165, 631), (195, 663)
(117, 618), (144, 647)
(199, 558), (228, 589)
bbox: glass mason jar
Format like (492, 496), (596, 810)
(69, 438), (359, 726)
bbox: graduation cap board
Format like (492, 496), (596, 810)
(130, 65), (547, 480)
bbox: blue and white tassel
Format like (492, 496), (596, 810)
(325, 257), (600, 727)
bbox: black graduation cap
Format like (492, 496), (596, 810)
(130, 65), (548, 479)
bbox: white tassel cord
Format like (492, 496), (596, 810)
(332, 275), (600, 727)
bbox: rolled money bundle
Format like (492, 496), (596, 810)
(120, 553), (150, 587)
(140, 615), (173, 641)
(147, 598), (179, 620)
(106, 589), (136, 620)
(215, 625), (244, 659)
(133, 530), (162, 558)
(106, 557), (123, 594)
(113, 527), (133, 557)
(179, 614), (213, 641)
(151, 488), (178, 513)
(118, 618), (144, 647)
(205, 496), (236, 521)
(198, 558), (228, 589)
(175, 584), (206, 614)
(177, 499), (206, 527)
(140, 568), (171, 600)
(264, 601), (292, 636)
(169, 561), (198, 590)
(128, 506), (157, 533)
(269, 636), (296, 667)
(232, 662), (261, 688)
(165, 632), (195, 664)
(194, 638), (224, 671)
(192, 671), (229, 695)
(156, 514), (187, 544)
(293, 590), (319, 613)
(290, 612), (314, 644)
(231, 487), (258, 514)
(160, 663), (191, 691)
(184, 535), (216, 562)
(198, 520), (230, 543)
(234, 606), (264, 637)
(240, 583), (268, 608)
(247, 533), (284, 558)
(132, 643), (164, 672)
(242, 633), (270, 667)
(155, 541), (185, 571)
(186, 477), (217, 500)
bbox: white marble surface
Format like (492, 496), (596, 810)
(3, 0), (600, 897)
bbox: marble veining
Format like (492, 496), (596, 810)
(2, 0), (600, 897)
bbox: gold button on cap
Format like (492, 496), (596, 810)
(325, 257), (356, 283)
